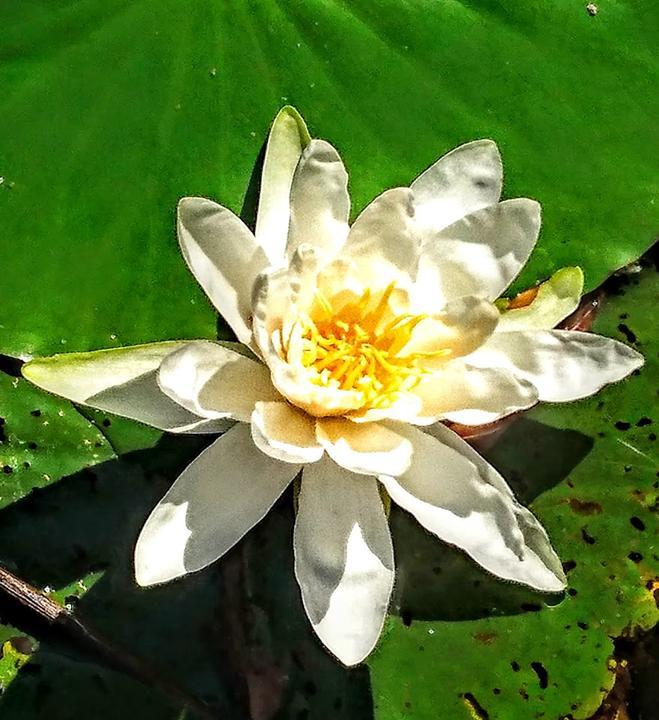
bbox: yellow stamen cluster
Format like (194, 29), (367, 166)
(283, 283), (449, 409)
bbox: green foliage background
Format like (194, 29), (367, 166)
(0, 1), (657, 718)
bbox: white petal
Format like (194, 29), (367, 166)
(316, 418), (413, 476)
(411, 362), (538, 426)
(135, 423), (298, 585)
(496, 267), (584, 332)
(342, 187), (420, 277)
(379, 425), (566, 591)
(294, 459), (394, 665)
(21, 342), (228, 433)
(286, 139), (350, 258)
(402, 295), (499, 358)
(255, 106), (311, 265)
(251, 401), (324, 463)
(411, 139), (502, 233)
(416, 199), (541, 305)
(157, 341), (280, 422)
(178, 197), (268, 345)
(466, 329), (644, 402)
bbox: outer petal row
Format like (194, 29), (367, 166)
(380, 423), (566, 591)
(22, 342), (228, 434)
(294, 458), (395, 666)
(177, 197), (268, 347)
(135, 423), (299, 585)
(466, 329), (644, 402)
(22, 341), (280, 433)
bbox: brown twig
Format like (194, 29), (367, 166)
(0, 564), (219, 720)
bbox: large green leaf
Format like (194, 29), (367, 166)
(1, 0), (657, 358)
(368, 264), (658, 719)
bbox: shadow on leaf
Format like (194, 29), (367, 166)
(0, 433), (372, 719)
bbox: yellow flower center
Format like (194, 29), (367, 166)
(283, 283), (449, 409)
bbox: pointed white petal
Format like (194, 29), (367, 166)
(411, 139), (502, 233)
(316, 418), (413, 476)
(251, 401), (324, 463)
(416, 199), (541, 305)
(255, 106), (311, 265)
(295, 459), (394, 665)
(286, 139), (350, 258)
(466, 329), (644, 402)
(379, 424), (566, 591)
(134, 423), (298, 585)
(411, 362), (538, 426)
(497, 267), (584, 332)
(342, 187), (420, 276)
(157, 341), (279, 422)
(21, 342), (228, 433)
(178, 197), (268, 345)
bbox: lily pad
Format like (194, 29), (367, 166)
(368, 263), (658, 719)
(0, 373), (114, 509)
(0, 0), (657, 358)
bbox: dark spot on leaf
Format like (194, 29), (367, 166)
(2, 465), (13, 474)
(22, 461), (30, 469)
(614, 421), (631, 431)
(519, 689), (529, 700)
(30, 409), (41, 417)
(492, 688), (501, 695)
(617, 323), (637, 343)
(303, 680), (316, 697)
(520, 603), (542, 612)
(568, 588), (578, 597)
(577, 621), (589, 630)
(401, 610), (413, 627)
(569, 498), (602, 515)
(531, 662), (548, 689)
(581, 527), (596, 544)
(474, 631), (497, 645)
(636, 417), (652, 427)
(596, 400), (605, 411)
(562, 560), (577, 573)
(432, 565), (442, 575)
(463, 693), (489, 719)
(630, 516), (645, 531)
(624, 465), (633, 473)
(511, 661), (521, 672)
(27, 442), (37, 450)
(619, 313), (628, 319)
(649, 432), (656, 441)
(628, 551), (643, 563)
(102, 418), (112, 427)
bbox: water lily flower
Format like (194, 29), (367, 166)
(22, 107), (643, 666)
